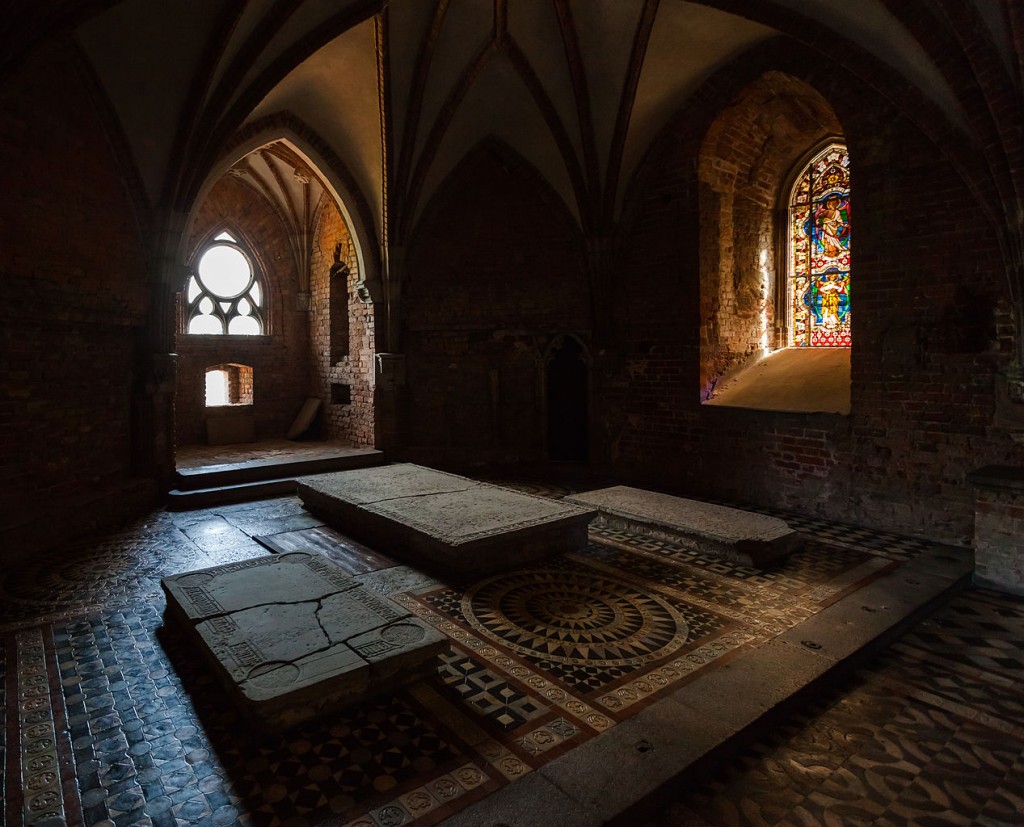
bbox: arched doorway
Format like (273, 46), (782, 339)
(546, 336), (589, 463)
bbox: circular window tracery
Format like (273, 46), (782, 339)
(185, 234), (265, 335)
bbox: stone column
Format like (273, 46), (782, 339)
(374, 353), (406, 454)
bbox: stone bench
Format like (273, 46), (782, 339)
(161, 551), (447, 731)
(566, 486), (799, 566)
(297, 464), (597, 576)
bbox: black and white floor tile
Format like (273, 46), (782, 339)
(0, 484), (1017, 826)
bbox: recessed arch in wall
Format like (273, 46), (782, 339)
(403, 137), (591, 466)
(697, 71), (850, 414)
(186, 124), (380, 309)
(173, 125), (379, 453)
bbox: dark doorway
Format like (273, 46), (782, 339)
(546, 336), (588, 462)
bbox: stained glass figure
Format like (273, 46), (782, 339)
(789, 143), (850, 347)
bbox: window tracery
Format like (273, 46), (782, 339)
(185, 232), (265, 335)
(789, 144), (851, 347)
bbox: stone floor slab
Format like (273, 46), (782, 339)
(161, 551), (448, 731)
(298, 464), (597, 575)
(566, 485), (799, 566)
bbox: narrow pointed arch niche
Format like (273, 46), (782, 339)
(546, 335), (589, 463)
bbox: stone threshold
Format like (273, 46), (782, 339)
(437, 544), (973, 827)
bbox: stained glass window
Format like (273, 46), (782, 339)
(789, 143), (851, 347)
(185, 232), (265, 335)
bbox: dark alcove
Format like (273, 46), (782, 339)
(546, 336), (588, 462)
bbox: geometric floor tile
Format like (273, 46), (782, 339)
(0, 487), (1007, 827)
(647, 588), (1024, 827)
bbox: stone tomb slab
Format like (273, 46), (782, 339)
(161, 552), (447, 731)
(297, 464), (598, 576)
(566, 486), (800, 566)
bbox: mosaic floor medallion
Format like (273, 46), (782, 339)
(1, 488), (1009, 827)
(462, 567), (690, 667)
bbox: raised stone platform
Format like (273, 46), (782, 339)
(566, 486), (799, 566)
(297, 464), (598, 576)
(161, 552), (447, 731)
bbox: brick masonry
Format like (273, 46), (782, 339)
(597, 43), (1024, 544)
(402, 144), (591, 470)
(174, 174), (311, 447)
(0, 42), (153, 555)
(393, 43), (1024, 545)
(4, 21), (1024, 563)
(309, 201), (375, 447)
(972, 485), (1024, 595)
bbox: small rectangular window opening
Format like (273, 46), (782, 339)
(205, 364), (254, 407)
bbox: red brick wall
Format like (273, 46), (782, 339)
(175, 175), (310, 446)
(402, 144), (590, 469)
(0, 42), (152, 556)
(310, 200), (375, 446)
(602, 49), (1021, 544)
(698, 72), (842, 396)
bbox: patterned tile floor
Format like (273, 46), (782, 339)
(0, 484), (1016, 826)
(646, 588), (1024, 827)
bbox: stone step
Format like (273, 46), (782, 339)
(167, 477), (301, 510)
(174, 448), (385, 490)
(439, 544), (975, 827)
(168, 451), (386, 511)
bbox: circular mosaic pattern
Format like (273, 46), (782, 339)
(381, 623), (426, 645)
(462, 568), (689, 666)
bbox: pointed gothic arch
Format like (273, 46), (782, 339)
(784, 141), (852, 348)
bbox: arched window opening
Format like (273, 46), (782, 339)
(204, 364), (253, 407)
(186, 232), (265, 335)
(788, 143), (851, 347)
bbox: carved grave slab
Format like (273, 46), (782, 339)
(567, 486), (800, 567)
(161, 551), (447, 731)
(297, 464), (597, 576)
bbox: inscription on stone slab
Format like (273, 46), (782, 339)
(298, 463), (598, 575)
(167, 552), (358, 618)
(161, 551), (448, 730)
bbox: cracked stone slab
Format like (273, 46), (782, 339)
(566, 486), (800, 566)
(161, 552), (448, 731)
(298, 464), (597, 576)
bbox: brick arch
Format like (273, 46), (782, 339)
(195, 114), (381, 308)
(183, 178), (288, 337)
(407, 136), (585, 271)
(622, 37), (864, 221)
(401, 137), (590, 467)
(173, 167), (307, 448)
(405, 137), (589, 330)
(697, 71), (846, 394)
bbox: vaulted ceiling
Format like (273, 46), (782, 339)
(13, 0), (1018, 254)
